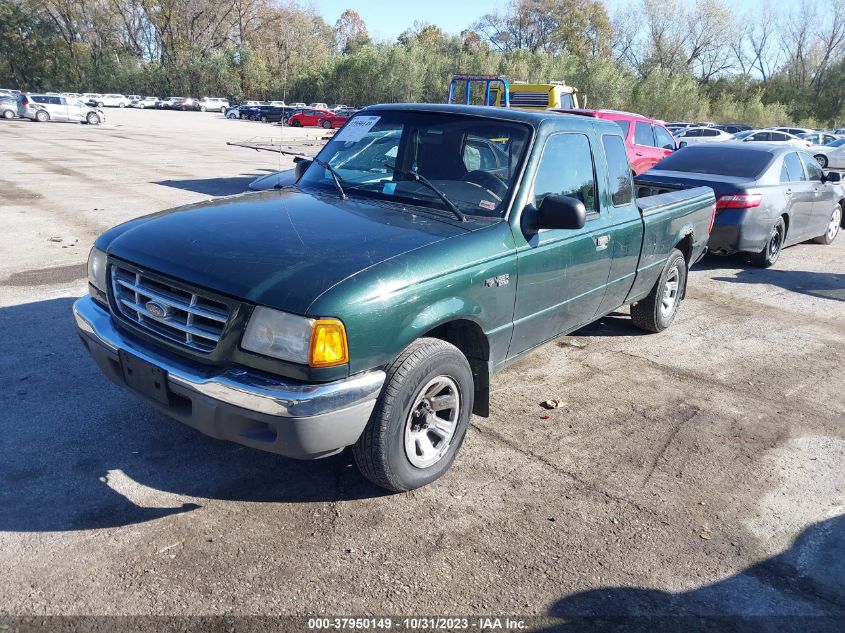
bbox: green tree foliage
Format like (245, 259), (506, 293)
(1, 0), (843, 126)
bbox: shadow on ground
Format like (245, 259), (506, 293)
(153, 175), (263, 196)
(543, 514), (845, 632)
(0, 297), (385, 533)
(712, 269), (845, 303)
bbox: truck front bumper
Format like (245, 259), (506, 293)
(73, 296), (385, 459)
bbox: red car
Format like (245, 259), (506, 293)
(318, 111), (352, 129)
(287, 108), (333, 127)
(554, 109), (677, 175)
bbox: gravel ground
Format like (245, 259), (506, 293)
(0, 109), (843, 628)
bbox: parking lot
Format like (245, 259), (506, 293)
(1, 108), (843, 622)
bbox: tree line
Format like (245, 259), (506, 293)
(1, 0), (844, 127)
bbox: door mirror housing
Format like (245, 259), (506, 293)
(535, 195), (587, 231)
(678, 141), (688, 148)
(294, 157), (312, 181)
(823, 170), (841, 183)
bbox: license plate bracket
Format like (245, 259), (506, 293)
(119, 350), (170, 405)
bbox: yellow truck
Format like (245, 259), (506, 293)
(448, 75), (583, 110)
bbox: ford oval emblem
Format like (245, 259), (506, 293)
(145, 300), (169, 319)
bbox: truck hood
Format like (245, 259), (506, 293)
(100, 189), (471, 314)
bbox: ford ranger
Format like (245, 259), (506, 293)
(74, 104), (715, 492)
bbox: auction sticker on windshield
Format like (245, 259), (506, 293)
(335, 116), (380, 142)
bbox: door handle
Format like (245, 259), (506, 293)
(635, 152), (643, 156)
(596, 235), (610, 250)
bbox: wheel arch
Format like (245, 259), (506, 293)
(673, 232), (693, 298)
(422, 318), (491, 418)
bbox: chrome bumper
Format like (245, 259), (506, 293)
(73, 296), (385, 458)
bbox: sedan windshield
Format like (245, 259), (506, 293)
(298, 110), (531, 218)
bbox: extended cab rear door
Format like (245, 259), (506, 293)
(509, 131), (613, 357)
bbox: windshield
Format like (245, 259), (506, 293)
(298, 110), (531, 218)
(654, 146), (773, 179)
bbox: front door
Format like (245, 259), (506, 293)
(800, 152), (837, 238)
(781, 152), (816, 241)
(510, 132), (613, 357)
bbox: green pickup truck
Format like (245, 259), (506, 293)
(74, 104), (715, 491)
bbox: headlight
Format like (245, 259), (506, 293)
(242, 307), (349, 367)
(87, 247), (107, 293)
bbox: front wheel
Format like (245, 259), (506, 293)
(86, 112), (100, 125)
(353, 338), (474, 492)
(631, 248), (687, 333)
(291, 120), (301, 127)
(118, 102), (125, 108)
(814, 204), (842, 245)
(750, 217), (785, 267)
(814, 154), (828, 168)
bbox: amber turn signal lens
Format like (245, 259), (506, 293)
(309, 319), (349, 367)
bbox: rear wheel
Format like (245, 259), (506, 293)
(2, 110), (12, 119)
(321, 119), (333, 129)
(631, 248), (687, 333)
(750, 217), (785, 267)
(261, 115), (268, 123)
(814, 204), (842, 245)
(86, 112), (100, 125)
(35, 110), (49, 122)
(118, 102), (125, 108)
(814, 154), (828, 168)
(353, 338), (473, 492)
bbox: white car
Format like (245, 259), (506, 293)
(17, 93), (105, 124)
(130, 96), (158, 108)
(741, 129), (812, 148)
(800, 132), (841, 146)
(308, 102), (328, 109)
(289, 102), (306, 108)
(196, 97), (230, 112)
(771, 126), (814, 137)
(675, 126), (734, 145)
(810, 138), (845, 169)
(88, 93), (129, 108)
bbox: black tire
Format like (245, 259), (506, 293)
(291, 119), (301, 127)
(35, 110), (49, 122)
(321, 119), (333, 129)
(86, 112), (100, 125)
(814, 154), (828, 168)
(750, 217), (785, 267)
(261, 115), (268, 123)
(631, 248), (687, 333)
(814, 204), (842, 245)
(2, 110), (12, 119)
(353, 338), (474, 492)
(282, 116), (290, 126)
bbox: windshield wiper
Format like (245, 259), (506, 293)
(384, 163), (466, 222)
(313, 157), (347, 200)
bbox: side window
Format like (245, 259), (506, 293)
(780, 162), (791, 182)
(702, 129), (720, 137)
(750, 132), (768, 141)
(614, 120), (631, 139)
(634, 122), (655, 146)
(771, 132), (788, 141)
(685, 129), (702, 137)
(653, 126), (675, 150)
(602, 134), (634, 206)
(533, 133), (597, 214)
(783, 153), (806, 181)
(33, 96), (46, 104)
(800, 153), (823, 181)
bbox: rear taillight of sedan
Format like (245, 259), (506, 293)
(715, 193), (762, 212)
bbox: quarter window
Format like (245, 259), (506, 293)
(602, 135), (634, 206)
(800, 152), (824, 181)
(533, 133), (597, 214)
(783, 153), (806, 181)
(653, 126), (675, 150)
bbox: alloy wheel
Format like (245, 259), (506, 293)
(404, 376), (460, 469)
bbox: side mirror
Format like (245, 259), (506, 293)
(535, 195), (587, 231)
(678, 141), (688, 148)
(294, 157), (312, 181)
(823, 170), (841, 183)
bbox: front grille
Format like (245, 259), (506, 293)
(110, 264), (230, 353)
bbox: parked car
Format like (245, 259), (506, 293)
(157, 97), (184, 109)
(772, 126), (814, 137)
(317, 110), (354, 129)
(715, 124), (753, 134)
(811, 138), (845, 169)
(175, 98), (197, 111)
(195, 97), (230, 112)
(225, 105), (254, 119)
(87, 94), (129, 108)
(308, 102), (328, 109)
(289, 102), (306, 108)
(330, 104), (349, 111)
(675, 126), (734, 145)
(799, 132), (840, 147)
(74, 104), (715, 492)
(130, 96), (158, 109)
(741, 130), (811, 148)
(554, 109), (677, 174)
(639, 143), (843, 266)
(17, 93), (105, 125)
(287, 108), (336, 127)
(0, 95), (17, 119)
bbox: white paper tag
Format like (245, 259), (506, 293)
(335, 115), (380, 142)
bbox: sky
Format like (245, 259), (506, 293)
(312, 0), (782, 41)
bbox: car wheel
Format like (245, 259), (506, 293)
(97, 102), (104, 107)
(35, 110), (49, 122)
(2, 110), (12, 119)
(321, 120), (333, 129)
(138, 104), (145, 109)
(282, 116), (290, 125)
(261, 115), (268, 123)
(118, 102), (125, 108)
(815, 154), (828, 168)
(292, 120), (301, 127)
(353, 338), (474, 492)
(751, 217), (786, 267)
(814, 204), (842, 245)
(86, 112), (101, 125)
(631, 248), (687, 333)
